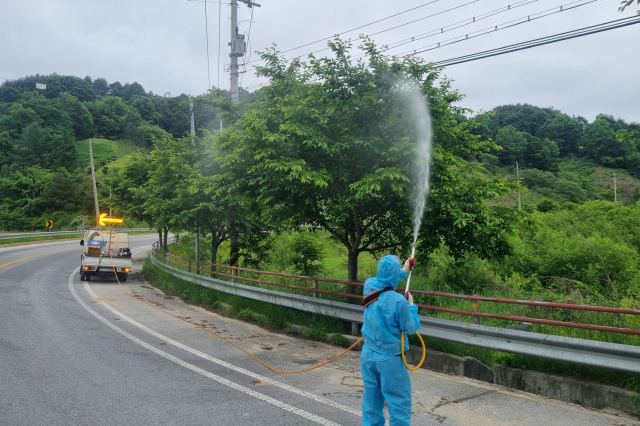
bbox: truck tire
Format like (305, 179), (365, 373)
(80, 270), (86, 281)
(118, 273), (128, 283)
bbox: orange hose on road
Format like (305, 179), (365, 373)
(108, 253), (364, 374)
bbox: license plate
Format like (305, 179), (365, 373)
(99, 267), (112, 272)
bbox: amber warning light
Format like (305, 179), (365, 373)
(99, 213), (123, 227)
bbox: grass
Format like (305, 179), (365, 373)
(484, 157), (640, 209)
(142, 258), (355, 344)
(75, 138), (147, 174)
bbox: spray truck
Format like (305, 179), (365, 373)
(79, 229), (132, 282)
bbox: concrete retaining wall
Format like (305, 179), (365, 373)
(332, 336), (638, 415)
(494, 365), (640, 415)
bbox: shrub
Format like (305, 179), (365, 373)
(423, 244), (494, 294)
(238, 308), (256, 322)
(330, 333), (350, 347)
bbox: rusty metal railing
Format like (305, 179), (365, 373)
(151, 246), (640, 336)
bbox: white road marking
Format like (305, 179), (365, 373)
(90, 289), (362, 416)
(68, 267), (344, 426)
(111, 245), (361, 416)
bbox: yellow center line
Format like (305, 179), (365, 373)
(0, 247), (78, 269)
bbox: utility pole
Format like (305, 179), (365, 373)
(89, 139), (100, 227)
(516, 161), (521, 211)
(229, 0), (260, 102)
(614, 171), (617, 202)
(228, 0), (260, 274)
(190, 102), (201, 274)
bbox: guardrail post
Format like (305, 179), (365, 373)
(351, 322), (359, 336)
(312, 280), (318, 298)
(471, 295), (482, 325)
(188, 259), (192, 274)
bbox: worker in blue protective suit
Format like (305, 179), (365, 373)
(360, 254), (420, 426)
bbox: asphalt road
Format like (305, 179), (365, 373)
(1, 237), (638, 426)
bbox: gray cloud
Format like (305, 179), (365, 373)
(1, 0), (638, 122)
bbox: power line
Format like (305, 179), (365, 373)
(266, 0), (441, 57)
(218, 0), (222, 89)
(384, 0), (539, 51)
(243, 15), (640, 90)
(205, 0), (211, 89)
(395, 0), (598, 58)
(431, 16), (640, 66)
(244, 0), (479, 66)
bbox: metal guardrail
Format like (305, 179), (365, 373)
(0, 228), (154, 240)
(150, 253), (640, 374)
(157, 250), (640, 336)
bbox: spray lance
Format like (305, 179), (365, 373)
(404, 242), (417, 299)
(400, 241), (426, 370)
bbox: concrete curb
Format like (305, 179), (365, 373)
(494, 365), (640, 415)
(402, 344), (639, 416)
(405, 345), (494, 383)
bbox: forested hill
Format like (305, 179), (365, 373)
(473, 104), (640, 209)
(0, 73), (250, 230)
(0, 73), (638, 230)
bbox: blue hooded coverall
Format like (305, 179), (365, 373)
(361, 255), (421, 426)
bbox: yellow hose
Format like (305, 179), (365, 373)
(400, 332), (426, 371)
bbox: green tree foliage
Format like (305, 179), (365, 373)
(13, 122), (77, 170)
(582, 118), (623, 164)
(19, 92), (73, 130)
(217, 38), (518, 282)
(619, 0), (639, 14)
(493, 125), (559, 171)
(108, 81), (124, 97)
(523, 134), (559, 171)
(536, 114), (580, 155)
(87, 96), (143, 139)
(0, 103), (39, 139)
(44, 75), (96, 102)
(488, 104), (558, 136)
(92, 78), (109, 97)
(106, 153), (155, 225)
(497, 201), (640, 298)
(0, 165), (86, 224)
(122, 82), (147, 101)
(58, 92), (94, 139)
(129, 96), (163, 125)
(495, 125), (527, 165)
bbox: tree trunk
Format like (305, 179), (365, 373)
(163, 227), (168, 249)
(157, 229), (162, 251)
(229, 232), (240, 276)
(210, 232), (219, 274)
(347, 249), (359, 302)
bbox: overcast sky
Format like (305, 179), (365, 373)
(1, 0), (638, 122)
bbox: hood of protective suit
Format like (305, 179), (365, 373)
(366, 255), (407, 293)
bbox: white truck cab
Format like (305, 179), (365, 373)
(79, 230), (132, 282)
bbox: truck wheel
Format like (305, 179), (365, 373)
(118, 273), (128, 283)
(80, 270), (86, 281)
(85, 272), (91, 281)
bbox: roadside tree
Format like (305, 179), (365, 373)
(217, 38), (520, 285)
